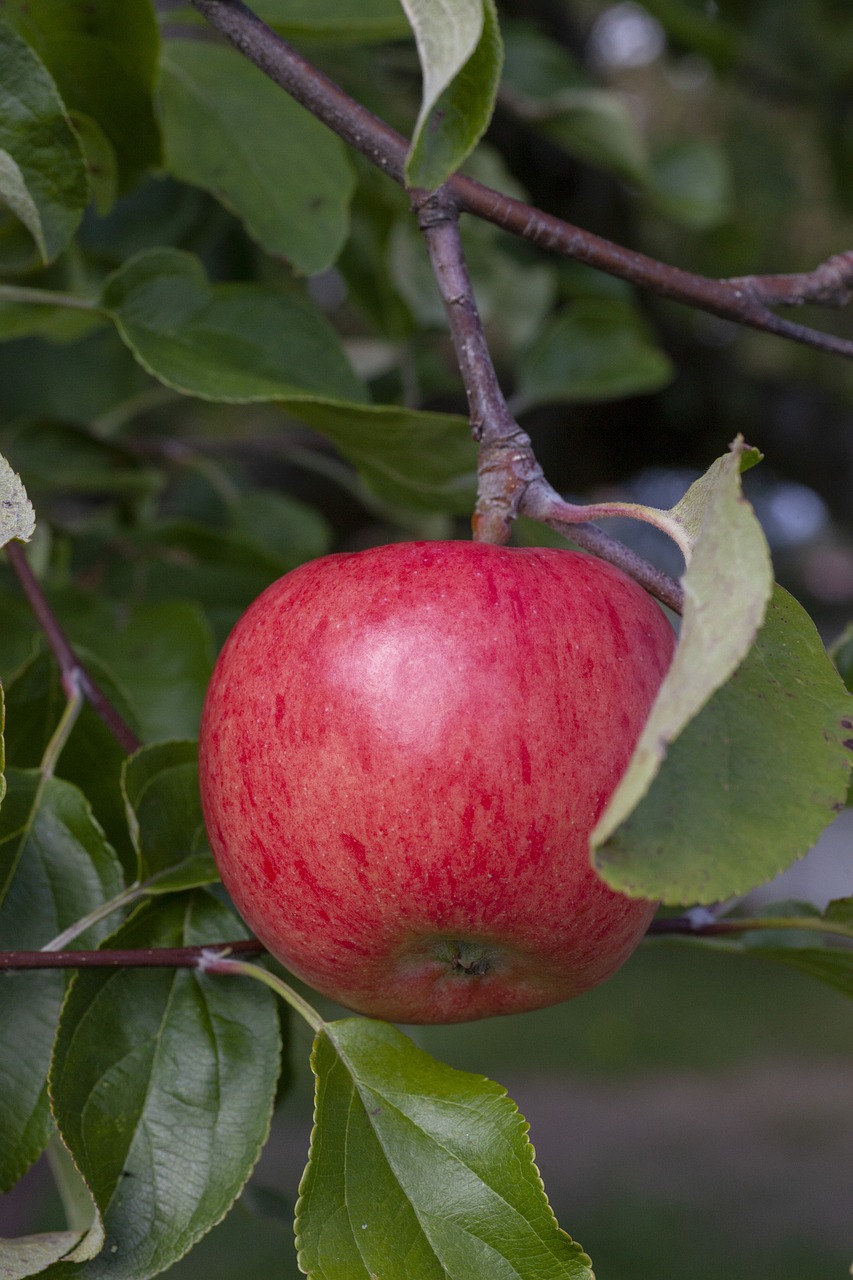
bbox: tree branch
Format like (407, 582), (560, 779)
(414, 189), (685, 611)
(5, 542), (142, 756)
(190, 0), (853, 360)
(3, 908), (848, 971)
(0, 940), (264, 971)
(647, 913), (853, 942)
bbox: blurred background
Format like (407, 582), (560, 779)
(1, 0), (852, 1277)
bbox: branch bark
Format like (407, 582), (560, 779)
(0, 940), (264, 971)
(5, 542), (142, 756)
(414, 189), (685, 612)
(190, 0), (853, 360)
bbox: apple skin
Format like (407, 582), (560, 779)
(199, 540), (675, 1024)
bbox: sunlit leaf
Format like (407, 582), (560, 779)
(403, 0), (503, 190)
(0, 453), (35, 546)
(593, 442), (772, 874)
(296, 1017), (594, 1280)
(0, 1231), (84, 1278)
(595, 586), (853, 902)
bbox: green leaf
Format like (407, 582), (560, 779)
(122, 740), (213, 884)
(119, 521), (293, 643)
(500, 27), (648, 184)
(159, 40), (355, 275)
(100, 248), (367, 405)
(0, 768), (124, 1191)
(403, 0), (503, 190)
(592, 442), (772, 876)
(501, 23), (588, 100)
(253, 0), (412, 40)
(133, 1198), (297, 1280)
(515, 299), (674, 408)
(830, 628), (853, 806)
(69, 111), (119, 215)
(389, 210), (556, 350)
(99, 251), (479, 513)
(47, 893), (281, 1279)
(296, 1018), (594, 1280)
(0, 296), (97, 344)
(0, 18), (87, 263)
(636, 0), (739, 70)
(2, 648), (138, 870)
(100, 245), (478, 513)
(534, 90), (649, 185)
(1, 418), (156, 505)
(0, 325), (149, 424)
(830, 623), (853, 692)
(0, 589), (40, 688)
(56, 600), (214, 745)
(229, 491), (332, 570)
(650, 140), (732, 230)
(141, 852), (219, 896)
(2, 0), (161, 194)
(825, 895), (853, 928)
(0, 452), (35, 546)
(594, 585), (853, 902)
(760, 946), (853, 998)
(291, 400), (477, 514)
(89, 602), (214, 746)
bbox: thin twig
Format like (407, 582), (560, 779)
(647, 914), (853, 942)
(0, 940), (264, 971)
(535, 512), (685, 613)
(5, 542), (142, 755)
(198, 954), (324, 1031)
(189, 0), (853, 360)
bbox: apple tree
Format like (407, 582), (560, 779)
(0, 2), (851, 1278)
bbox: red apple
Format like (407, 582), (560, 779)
(199, 540), (675, 1024)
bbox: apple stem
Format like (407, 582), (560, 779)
(42, 881), (146, 953)
(197, 952), (325, 1032)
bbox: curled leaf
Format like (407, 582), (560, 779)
(0, 453), (35, 546)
